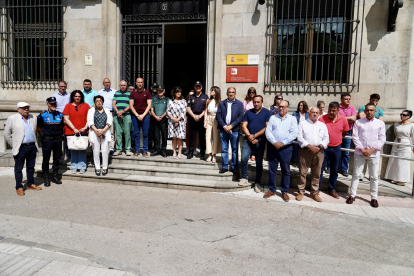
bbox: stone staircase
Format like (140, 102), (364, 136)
(34, 153), (251, 192)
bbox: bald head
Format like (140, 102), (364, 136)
(136, 78), (144, 91)
(309, 107), (319, 122)
(120, 80), (127, 92)
(103, 78), (111, 91)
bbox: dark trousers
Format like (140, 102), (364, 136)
(189, 116), (206, 154)
(148, 116), (156, 147)
(268, 143), (292, 193)
(340, 130), (353, 172)
(291, 142), (299, 165)
(14, 144), (37, 189)
(154, 118), (168, 152)
(241, 139), (265, 183)
(319, 145), (341, 191)
(64, 135), (71, 159)
(42, 139), (62, 174)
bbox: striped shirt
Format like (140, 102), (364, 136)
(113, 90), (131, 115)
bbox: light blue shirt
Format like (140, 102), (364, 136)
(51, 92), (71, 113)
(98, 88), (116, 111)
(81, 89), (98, 107)
(265, 114), (298, 146)
(226, 99), (235, 125)
(22, 116), (35, 143)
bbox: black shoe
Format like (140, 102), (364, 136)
(233, 171), (239, 179)
(44, 174), (51, 187)
(95, 169), (101, 176)
(219, 168), (229, 174)
(341, 171), (349, 177)
(200, 155), (205, 161)
(51, 173), (62, 184)
(161, 151), (167, 158)
(187, 152), (193, 159)
(102, 169), (108, 176)
(152, 151), (161, 157)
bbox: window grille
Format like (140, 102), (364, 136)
(0, 0), (66, 89)
(265, 0), (364, 92)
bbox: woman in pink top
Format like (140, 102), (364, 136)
(243, 87), (257, 161)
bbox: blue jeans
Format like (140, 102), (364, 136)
(132, 114), (150, 153)
(319, 145), (341, 191)
(268, 143), (292, 193)
(14, 144), (37, 189)
(340, 130), (352, 172)
(241, 139), (265, 183)
(220, 130), (239, 170)
(291, 142), (299, 165)
(70, 150), (87, 170)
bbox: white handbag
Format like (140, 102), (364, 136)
(67, 134), (89, 150)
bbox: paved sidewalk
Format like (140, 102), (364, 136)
(0, 238), (133, 276)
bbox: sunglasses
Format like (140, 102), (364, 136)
(248, 91), (256, 94)
(276, 98), (283, 100)
(400, 114), (409, 117)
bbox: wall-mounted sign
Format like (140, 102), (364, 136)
(226, 54), (259, 65)
(85, 54), (92, 66)
(226, 67), (258, 83)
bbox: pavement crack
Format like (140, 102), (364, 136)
(211, 235), (236, 243)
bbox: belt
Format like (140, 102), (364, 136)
(43, 136), (63, 141)
(21, 142), (35, 146)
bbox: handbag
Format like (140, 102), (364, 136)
(67, 134), (89, 150)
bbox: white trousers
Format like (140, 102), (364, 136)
(350, 154), (380, 199)
(92, 138), (109, 170)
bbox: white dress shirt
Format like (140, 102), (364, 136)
(297, 118), (329, 149)
(352, 117), (386, 157)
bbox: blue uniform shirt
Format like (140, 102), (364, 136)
(22, 116), (35, 143)
(265, 114), (298, 146)
(37, 110), (64, 137)
(188, 93), (208, 114)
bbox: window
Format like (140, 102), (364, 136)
(265, 0), (363, 91)
(0, 0), (65, 88)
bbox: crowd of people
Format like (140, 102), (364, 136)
(4, 77), (414, 208)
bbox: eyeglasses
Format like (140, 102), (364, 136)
(279, 106), (287, 109)
(59, 86), (67, 88)
(400, 114), (409, 117)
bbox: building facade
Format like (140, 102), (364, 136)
(0, 0), (413, 175)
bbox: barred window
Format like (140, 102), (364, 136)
(265, 0), (363, 92)
(0, 0), (65, 88)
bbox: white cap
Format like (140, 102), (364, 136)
(17, 102), (30, 108)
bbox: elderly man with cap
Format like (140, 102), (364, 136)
(187, 81), (208, 160)
(151, 84), (170, 157)
(37, 97), (64, 186)
(4, 102), (42, 195)
(148, 82), (158, 149)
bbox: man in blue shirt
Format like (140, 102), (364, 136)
(240, 95), (271, 192)
(216, 87), (244, 177)
(264, 100), (298, 201)
(81, 79), (98, 107)
(37, 97), (64, 187)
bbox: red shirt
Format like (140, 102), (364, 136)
(318, 113), (349, 147)
(129, 89), (152, 114)
(62, 103), (90, 135)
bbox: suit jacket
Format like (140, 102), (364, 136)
(4, 113), (38, 156)
(216, 99), (244, 132)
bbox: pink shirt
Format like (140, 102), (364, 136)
(352, 117), (386, 157)
(339, 104), (356, 130)
(243, 100), (254, 113)
(318, 114), (349, 147)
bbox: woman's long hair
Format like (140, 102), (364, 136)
(244, 87), (256, 102)
(171, 86), (184, 100)
(297, 100), (309, 113)
(210, 86), (222, 107)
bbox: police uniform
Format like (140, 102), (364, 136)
(37, 97), (64, 185)
(148, 83), (158, 149)
(151, 85), (170, 156)
(188, 82), (208, 158)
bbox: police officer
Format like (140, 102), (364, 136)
(148, 82), (158, 149)
(37, 97), (64, 186)
(187, 81), (208, 160)
(151, 84), (170, 157)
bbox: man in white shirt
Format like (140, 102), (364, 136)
(98, 78), (116, 153)
(296, 107), (329, 202)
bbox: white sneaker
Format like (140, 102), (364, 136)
(206, 156), (212, 162)
(71, 169), (77, 174)
(126, 151), (133, 156)
(239, 178), (249, 186)
(254, 184), (261, 193)
(79, 169), (85, 174)
(113, 152), (122, 156)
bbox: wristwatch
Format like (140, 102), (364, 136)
(253, 134), (257, 139)
(318, 145), (322, 149)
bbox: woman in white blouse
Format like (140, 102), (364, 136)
(204, 86), (222, 162)
(87, 95), (113, 176)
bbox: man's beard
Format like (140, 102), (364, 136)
(84, 88), (91, 92)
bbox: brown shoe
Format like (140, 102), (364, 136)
(134, 152), (140, 156)
(346, 196), (355, 204)
(142, 152), (150, 158)
(16, 188), (25, 196)
(282, 192), (290, 202)
(27, 184), (42, 190)
(263, 191), (276, 198)
(295, 193), (304, 201)
(329, 190), (339, 199)
(310, 193), (322, 202)
(370, 199), (379, 208)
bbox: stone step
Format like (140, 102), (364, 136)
(35, 162), (234, 181)
(109, 155), (220, 169)
(34, 169), (250, 192)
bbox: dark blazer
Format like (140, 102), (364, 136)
(216, 98), (244, 132)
